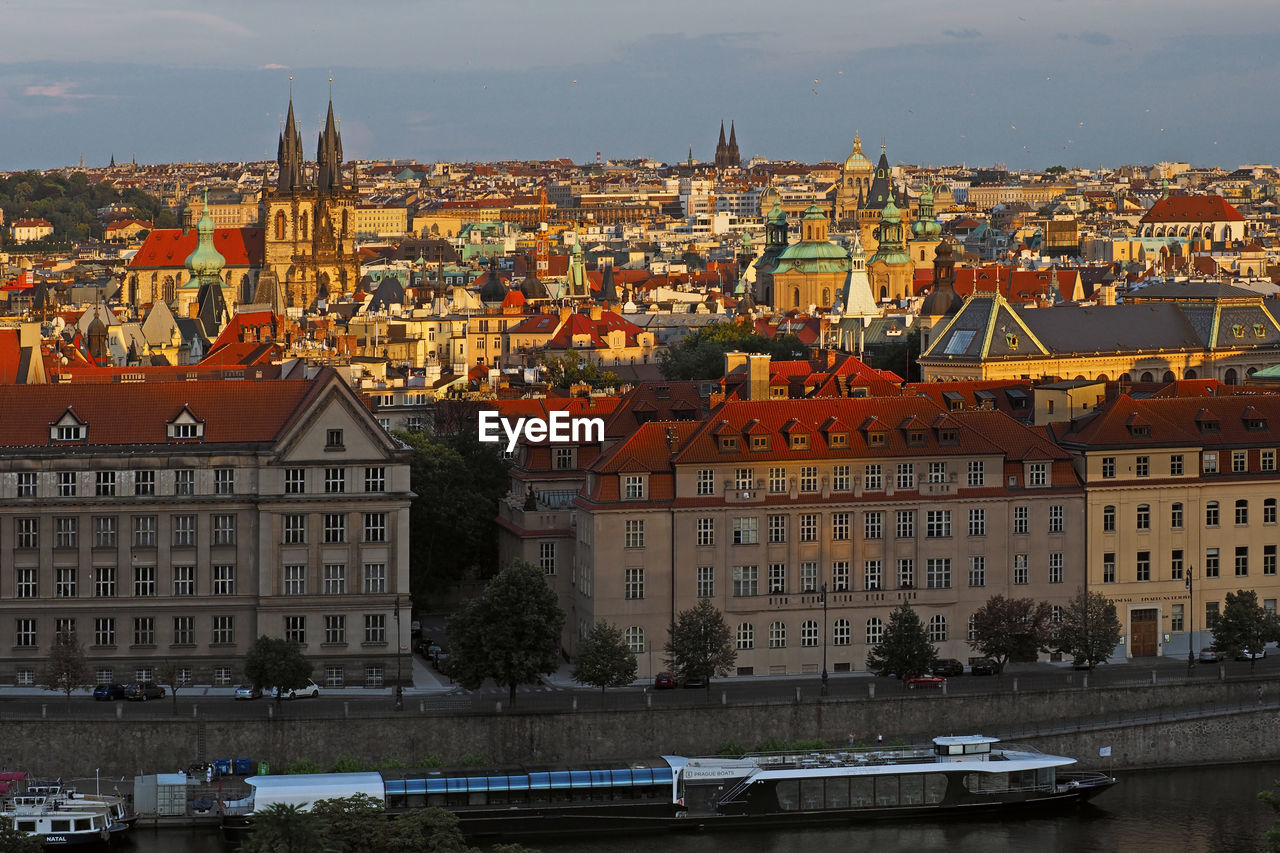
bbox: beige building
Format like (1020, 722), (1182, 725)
(354, 204), (411, 239)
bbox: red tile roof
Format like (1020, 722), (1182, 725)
(128, 226), (264, 269)
(1140, 195), (1245, 224)
(1053, 393), (1280, 449)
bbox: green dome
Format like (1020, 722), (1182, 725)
(766, 202), (786, 224)
(802, 202), (826, 221)
(880, 197), (901, 224)
(184, 202), (225, 278)
(778, 240), (849, 262)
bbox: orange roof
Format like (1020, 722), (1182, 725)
(129, 226), (264, 269)
(1140, 195), (1244, 224)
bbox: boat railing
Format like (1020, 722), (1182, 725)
(993, 743), (1043, 756)
(1055, 770), (1115, 791)
(734, 746), (938, 771)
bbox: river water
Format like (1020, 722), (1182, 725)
(126, 762), (1280, 852)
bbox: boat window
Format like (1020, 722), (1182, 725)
(75, 818), (92, 831)
(51, 820), (71, 832)
(528, 772), (551, 790)
(900, 774), (925, 806)
(591, 770), (612, 787)
(825, 777), (850, 809)
(549, 771), (571, 789)
(801, 779), (823, 810)
(964, 772), (1009, 794)
(1037, 768), (1055, 788)
(925, 774), (948, 804)
(775, 779), (800, 811)
(17, 821), (35, 833)
(875, 776), (899, 807)
(851, 777), (874, 807)
(467, 792), (487, 805)
(570, 770), (592, 788)
(486, 776), (509, 791)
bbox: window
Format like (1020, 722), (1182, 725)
(896, 510), (914, 539)
(799, 514), (818, 542)
(133, 566), (155, 597)
(1136, 504), (1150, 531)
(94, 566), (116, 598)
(624, 475), (646, 499)
(864, 560), (883, 590)
(1136, 551), (1151, 582)
(1264, 451), (1277, 473)
(16, 619), (36, 648)
(1048, 505), (1064, 533)
(799, 466), (818, 493)
(173, 515), (196, 547)
(16, 472), (36, 498)
(173, 565), (194, 597)
(95, 471), (116, 497)
(926, 558), (951, 589)
(867, 618), (885, 646)
(1205, 502), (1219, 527)
(363, 563), (386, 594)
(864, 464), (883, 490)
(364, 614), (387, 644)
(926, 510), (951, 538)
(1170, 454), (1184, 476)
(832, 512), (850, 541)
(1171, 603), (1185, 632)
(212, 564), (235, 595)
(864, 511), (883, 540)
(363, 512), (387, 543)
(325, 467), (346, 494)
(324, 616), (346, 645)
(696, 469), (715, 496)
(554, 448), (576, 470)
(16, 568), (36, 598)
(1101, 457), (1116, 479)
(732, 517), (758, 545)
(897, 558), (914, 588)
(326, 428), (344, 449)
(624, 568), (645, 600)
(213, 666), (231, 686)
(767, 467), (784, 493)
(927, 615), (947, 643)
(1102, 505), (1116, 532)
(56, 568), (77, 598)
(801, 562), (818, 592)
(16, 517), (38, 549)
(832, 561), (850, 591)
(1206, 601), (1219, 625)
(55, 618), (76, 639)
(1205, 548), (1220, 578)
(94, 618), (115, 647)
(135, 471), (156, 496)
(801, 620), (819, 648)
(15, 669), (34, 686)
(969, 508), (986, 537)
(364, 467), (386, 492)
(284, 565), (306, 595)
(1013, 554), (1029, 585)
(896, 463), (915, 490)
(214, 468), (235, 495)
(736, 623), (754, 650)
(1204, 452), (1218, 474)
(741, 468), (760, 492)
(212, 615), (235, 645)
(968, 556), (986, 587)
(832, 465), (851, 492)
(1027, 463), (1047, 486)
(624, 627), (645, 654)
(323, 564), (347, 595)
(769, 621), (787, 649)
(133, 515), (157, 547)
(1233, 451), (1248, 473)
(1171, 549), (1184, 580)
(539, 542), (556, 575)
(696, 517), (715, 546)
(58, 472), (77, 498)
(768, 514), (787, 543)
(324, 514), (347, 544)
(768, 563), (786, 593)
(1267, 499), (1278, 525)
(1013, 506), (1029, 534)
(967, 460), (985, 488)
(284, 616), (306, 644)
(174, 469), (195, 496)
(696, 566), (714, 598)
(281, 513), (306, 544)
(1236, 546), (1249, 577)
(55, 517), (77, 549)
(169, 421), (202, 440)
(833, 619), (851, 646)
(928, 462), (947, 484)
(1171, 503), (1184, 530)
(1236, 500), (1249, 526)
(285, 468), (306, 494)
(733, 565), (758, 597)
(1266, 545), (1277, 576)
(213, 514), (236, 546)
(133, 617), (154, 647)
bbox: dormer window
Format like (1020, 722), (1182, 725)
(750, 435), (770, 452)
(868, 431), (887, 447)
(1005, 332), (1019, 350)
(1232, 324), (1245, 338)
(167, 406), (205, 441)
(829, 432), (849, 449)
(1246, 418), (1267, 432)
(1129, 425), (1150, 437)
(939, 428), (958, 445)
(907, 430), (926, 446)
(1199, 419), (1220, 434)
(790, 434), (809, 451)
(54, 425), (83, 441)
(50, 410), (86, 443)
(1255, 324), (1266, 338)
(719, 436), (739, 452)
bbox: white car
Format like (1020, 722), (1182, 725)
(271, 679), (321, 699)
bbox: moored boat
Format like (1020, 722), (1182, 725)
(2, 774), (133, 846)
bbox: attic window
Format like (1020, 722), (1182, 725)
(719, 436), (739, 452)
(1005, 332), (1019, 350)
(1245, 418), (1267, 432)
(750, 435), (770, 452)
(939, 428), (959, 445)
(790, 434), (810, 451)
(53, 425), (83, 442)
(829, 432), (849, 448)
(907, 430), (926, 446)
(868, 431), (887, 447)
(1232, 324), (1245, 339)
(1128, 425), (1150, 437)
(169, 422), (203, 440)
(1198, 419), (1220, 434)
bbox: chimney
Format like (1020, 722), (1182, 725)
(559, 304), (573, 323)
(665, 426), (680, 455)
(747, 353), (770, 401)
(723, 350), (749, 377)
(827, 348), (838, 369)
(589, 304), (602, 321)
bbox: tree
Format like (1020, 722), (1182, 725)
(446, 561), (565, 706)
(1053, 589), (1122, 669)
(663, 598), (735, 686)
(572, 620), (638, 692)
(243, 636), (312, 703)
(969, 595), (1053, 670)
(659, 318), (808, 380)
(866, 603), (937, 679)
(863, 328), (920, 382)
(536, 351), (621, 390)
(0, 818), (42, 853)
(1260, 780), (1280, 853)
(1210, 589), (1280, 671)
(239, 802), (328, 853)
(154, 659), (188, 715)
(41, 631), (91, 707)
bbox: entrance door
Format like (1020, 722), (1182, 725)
(1131, 608), (1159, 657)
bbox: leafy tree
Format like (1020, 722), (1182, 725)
(243, 636), (312, 703)
(536, 351), (621, 390)
(866, 602), (937, 679)
(863, 328), (919, 382)
(572, 620), (638, 692)
(1053, 589), (1122, 669)
(1260, 780), (1280, 852)
(310, 793), (387, 852)
(1210, 589), (1280, 671)
(154, 659), (188, 715)
(969, 595), (1053, 670)
(446, 561), (565, 706)
(663, 598), (735, 686)
(659, 318), (808, 380)
(41, 631), (91, 707)
(1045, 165), (1068, 174)
(0, 817), (42, 853)
(239, 802), (328, 853)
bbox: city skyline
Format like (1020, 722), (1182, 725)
(3, 0), (1280, 171)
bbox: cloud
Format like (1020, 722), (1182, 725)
(943, 28), (982, 39)
(261, 64), (290, 70)
(151, 10), (254, 38)
(23, 82), (92, 99)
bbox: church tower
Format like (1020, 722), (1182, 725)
(715, 121), (740, 170)
(908, 181), (943, 269)
(867, 197), (914, 302)
(835, 135), (873, 226)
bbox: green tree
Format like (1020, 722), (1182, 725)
(1210, 589), (1280, 671)
(536, 351), (621, 390)
(863, 328), (920, 382)
(40, 631), (91, 708)
(866, 602), (937, 679)
(154, 659), (188, 715)
(659, 318), (808, 380)
(663, 598), (735, 687)
(1260, 779), (1280, 852)
(310, 794), (387, 852)
(0, 818), (42, 853)
(969, 595), (1053, 670)
(572, 620), (638, 692)
(1053, 589), (1122, 669)
(239, 802), (329, 853)
(446, 561), (565, 706)
(243, 636), (313, 703)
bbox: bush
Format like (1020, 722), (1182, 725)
(457, 754), (488, 767)
(715, 741), (747, 758)
(416, 755), (446, 768)
(375, 758), (408, 770)
(285, 759), (324, 775)
(329, 758), (366, 773)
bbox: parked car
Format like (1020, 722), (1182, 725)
(234, 684), (262, 700)
(905, 674), (946, 688)
(932, 659), (964, 677)
(681, 675), (709, 689)
(969, 658), (999, 676)
(93, 683), (127, 701)
(411, 620), (422, 638)
(432, 652), (450, 672)
(271, 679), (321, 700)
(1198, 648), (1224, 663)
(653, 672), (676, 690)
(1237, 648), (1267, 661)
(124, 682), (165, 701)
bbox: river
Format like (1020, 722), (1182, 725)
(125, 762), (1280, 852)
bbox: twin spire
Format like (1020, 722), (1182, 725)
(276, 76), (348, 193)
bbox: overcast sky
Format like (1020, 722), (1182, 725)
(3, 0), (1279, 171)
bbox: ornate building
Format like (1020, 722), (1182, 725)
(856, 144), (908, 253)
(760, 204), (851, 312)
(260, 86), (360, 309)
(834, 135), (874, 226)
(866, 198), (913, 302)
(714, 121), (740, 170)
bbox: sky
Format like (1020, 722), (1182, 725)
(3, 0), (1280, 172)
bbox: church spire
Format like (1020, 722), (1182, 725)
(727, 121), (739, 166)
(316, 78), (344, 192)
(276, 77), (304, 192)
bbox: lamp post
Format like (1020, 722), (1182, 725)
(820, 582), (829, 696)
(1186, 565), (1195, 674)
(394, 594), (404, 710)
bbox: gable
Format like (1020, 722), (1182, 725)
(274, 379), (400, 464)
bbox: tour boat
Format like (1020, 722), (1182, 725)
(222, 735), (1116, 840)
(2, 806), (118, 847)
(1, 773), (132, 846)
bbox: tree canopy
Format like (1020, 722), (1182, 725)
(969, 595), (1053, 669)
(659, 319), (808, 380)
(663, 598), (736, 685)
(243, 636), (312, 700)
(536, 351), (620, 390)
(1210, 589), (1280, 670)
(41, 631), (91, 706)
(866, 602), (937, 679)
(1053, 589), (1122, 669)
(0, 171), (175, 246)
(446, 561), (565, 706)
(572, 620), (638, 692)
(0, 818), (45, 853)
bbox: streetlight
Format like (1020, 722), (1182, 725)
(1186, 565), (1195, 674)
(820, 583), (829, 696)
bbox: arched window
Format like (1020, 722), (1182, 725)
(737, 623), (754, 650)
(624, 626), (645, 654)
(1236, 499), (1249, 526)
(1140, 371), (1154, 382)
(801, 620), (819, 647)
(793, 288), (801, 308)
(1225, 368), (1239, 385)
(822, 289), (830, 306)
(866, 617), (884, 646)
(1136, 504), (1150, 530)
(833, 619), (850, 646)
(1162, 370), (1175, 382)
(274, 210), (286, 240)
(1205, 501), (1220, 527)
(1102, 505), (1116, 532)
(927, 615), (947, 642)
(300, 211), (308, 241)
(769, 621), (786, 649)
(920, 249), (926, 261)
(162, 276), (175, 304)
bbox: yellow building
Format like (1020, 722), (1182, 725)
(760, 204), (851, 312)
